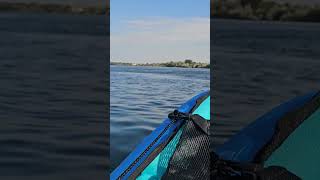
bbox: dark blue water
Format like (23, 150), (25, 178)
(0, 13), (108, 179)
(110, 65), (209, 169)
(212, 19), (320, 147)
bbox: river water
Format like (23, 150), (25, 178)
(0, 12), (108, 179)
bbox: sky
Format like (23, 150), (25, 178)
(111, 0), (210, 63)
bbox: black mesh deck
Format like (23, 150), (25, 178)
(162, 119), (210, 179)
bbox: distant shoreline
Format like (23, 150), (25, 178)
(212, 0), (320, 23)
(0, 2), (108, 15)
(111, 61), (210, 69)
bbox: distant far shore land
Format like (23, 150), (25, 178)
(212, 0), (320, 22)
(0, 2), (108, 15)
(111, 60), (210, 69)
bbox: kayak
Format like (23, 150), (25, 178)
(214, 91), (320, 179)
(111, 91), (210, 180)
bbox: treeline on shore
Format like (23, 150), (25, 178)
(212, 0), (320, 22)
(111, 60), (210, 69)
(0, 2), (109, 15)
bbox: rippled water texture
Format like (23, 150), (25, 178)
(0, 13), (107, 179)
(212, 19), (320, 147)
(110, 65), (209, 169)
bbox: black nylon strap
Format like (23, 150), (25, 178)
(191, 114), (210, 135)
(168, 110), (209, 135)
(168, 110), (191, 121)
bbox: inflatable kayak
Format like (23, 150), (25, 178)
(111, 91), (210, 180)
(213, 91), (320, 180)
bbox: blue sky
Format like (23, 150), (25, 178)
(111, 0), (210, 63)
(111, 0), (209, 21)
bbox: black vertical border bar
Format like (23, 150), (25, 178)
(106, 0), (111, 178)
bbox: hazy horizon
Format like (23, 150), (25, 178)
(111, 0), (210, 64)
(111, 59), (209, 64)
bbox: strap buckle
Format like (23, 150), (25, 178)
(168, 110), (191, 121)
